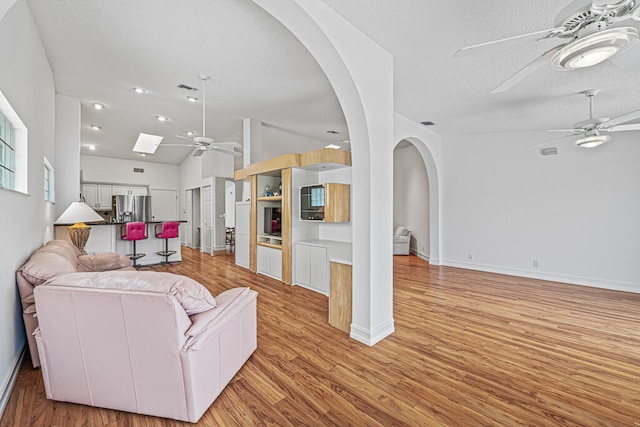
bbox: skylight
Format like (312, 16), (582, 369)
(132, 133), (163, 154)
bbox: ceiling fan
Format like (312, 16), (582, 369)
(161, 74), (242, 157)
(455, 0), (640, 93)
(533, 89), (640, 148)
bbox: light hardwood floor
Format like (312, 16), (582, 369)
(2, 248), (640, 426)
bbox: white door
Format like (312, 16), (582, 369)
(202, 185), (212, 254)
(150, 189), (178, 221)
(225, 180), (235, 228)
(185, 189), (193, 247)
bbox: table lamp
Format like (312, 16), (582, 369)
(55, 202), (104, 254)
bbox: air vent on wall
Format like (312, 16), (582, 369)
(177, 83), (198, 91)
(133, 167), (145, 173)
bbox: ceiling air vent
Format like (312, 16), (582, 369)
(133, 167), (145, 173)
(177, 83), (198, 91)
(540, 147), (558, 156)
(420, 121), (436, 126)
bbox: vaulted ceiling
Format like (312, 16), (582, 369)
(26, 0), (640, 165)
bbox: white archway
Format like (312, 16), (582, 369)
(253, 1), (441, 344)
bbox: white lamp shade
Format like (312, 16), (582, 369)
(55, 202), (104, 224)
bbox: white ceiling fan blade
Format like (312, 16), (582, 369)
(211, 141), (242, 148)
(159, 143), (195, 147)
(605, 123), (640, 132)
(490, 47), (560, 94)
(212, 146), (242, 157)
(609, 38), (640, 68)
(547, 128), (580, 132)
(603, 110), (640, 127)
(529, 132), (582, 148)
(175, 134), (192, 141)
(454, 27), (565, 58)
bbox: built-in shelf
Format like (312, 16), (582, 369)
(258, 234), (282, 248)
(257, 196), (282, 202)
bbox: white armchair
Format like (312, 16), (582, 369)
(393, 226), (411, 255)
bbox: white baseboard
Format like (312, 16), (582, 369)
(350, 318), (395, 346)
(410, 248), (429, 262)
(442, 259), (640, 294)
(0, 345), (25, 420)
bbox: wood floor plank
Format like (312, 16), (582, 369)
(2, 248), (640, 426)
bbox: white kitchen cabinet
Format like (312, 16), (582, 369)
(294, 242), (328, 295)
(112, 185), (147, 196)
(83, 184), (112, 210)
(257, 245), (282, 280)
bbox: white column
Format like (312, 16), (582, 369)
(242, 118), (262, 200)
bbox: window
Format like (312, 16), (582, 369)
(0, 89), (27, 194)
(44, 157), (54, 202)
(0, 111), (15, 190)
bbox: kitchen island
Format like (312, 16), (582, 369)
(54, 222), (184, 266)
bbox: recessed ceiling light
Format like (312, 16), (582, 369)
(186, 96), (198, 102)
(139, 153), (147, 157)
(92, 103), (104, 110)
(133, 133), (164, 154)
(133, 87), (146, 94)
(325, 144), (341, 149)
(340, 139), (350, 144)
(186, 131), (195, 136)
(90, 125), (102, 131)
(88, 144), (97, 150)
(155, 115), (170, 122)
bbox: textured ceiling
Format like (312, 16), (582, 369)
(25, 0), (640, 165)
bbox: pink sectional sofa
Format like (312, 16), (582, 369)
(17, 239), (133, 367)
(34, 271), (257, 423)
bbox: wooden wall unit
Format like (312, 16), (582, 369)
(281, 168), (292, 284)
(324, 183), (350, 222)
(329, 261), (352, 333)
(249, 175), (257, 273)
(235, 148), (351, 286)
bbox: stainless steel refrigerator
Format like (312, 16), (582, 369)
(113, 195), (152, 222)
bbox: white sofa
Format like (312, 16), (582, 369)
(33, 270), (257, 423)
(393, 226), (411, 255)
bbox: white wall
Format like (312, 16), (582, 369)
(81, 155), (179, 189)
(0, 0), (56, 406)
(394, 143), (430, 259)
(442, 130), (640, 292)
(54, 95), (81, 217)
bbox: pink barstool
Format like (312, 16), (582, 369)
(155, 221), (180, 264)
(121, 222), (147, 268)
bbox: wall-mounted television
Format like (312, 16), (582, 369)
(264, 207), (282, 236)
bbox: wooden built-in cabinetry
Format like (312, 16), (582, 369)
(236, 148), (351, 287)
(329, 261), (352, 333)
(300, 183), (350, 222)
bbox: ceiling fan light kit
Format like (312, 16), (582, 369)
(551, 27), (638, 70)
(456, 0), (640, 92)
(575, 134), (611, 147)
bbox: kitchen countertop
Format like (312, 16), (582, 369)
(55, 220), (186, 226)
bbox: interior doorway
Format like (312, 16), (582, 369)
(184, 188), (201, 249)
(393, 140), (430, 261)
